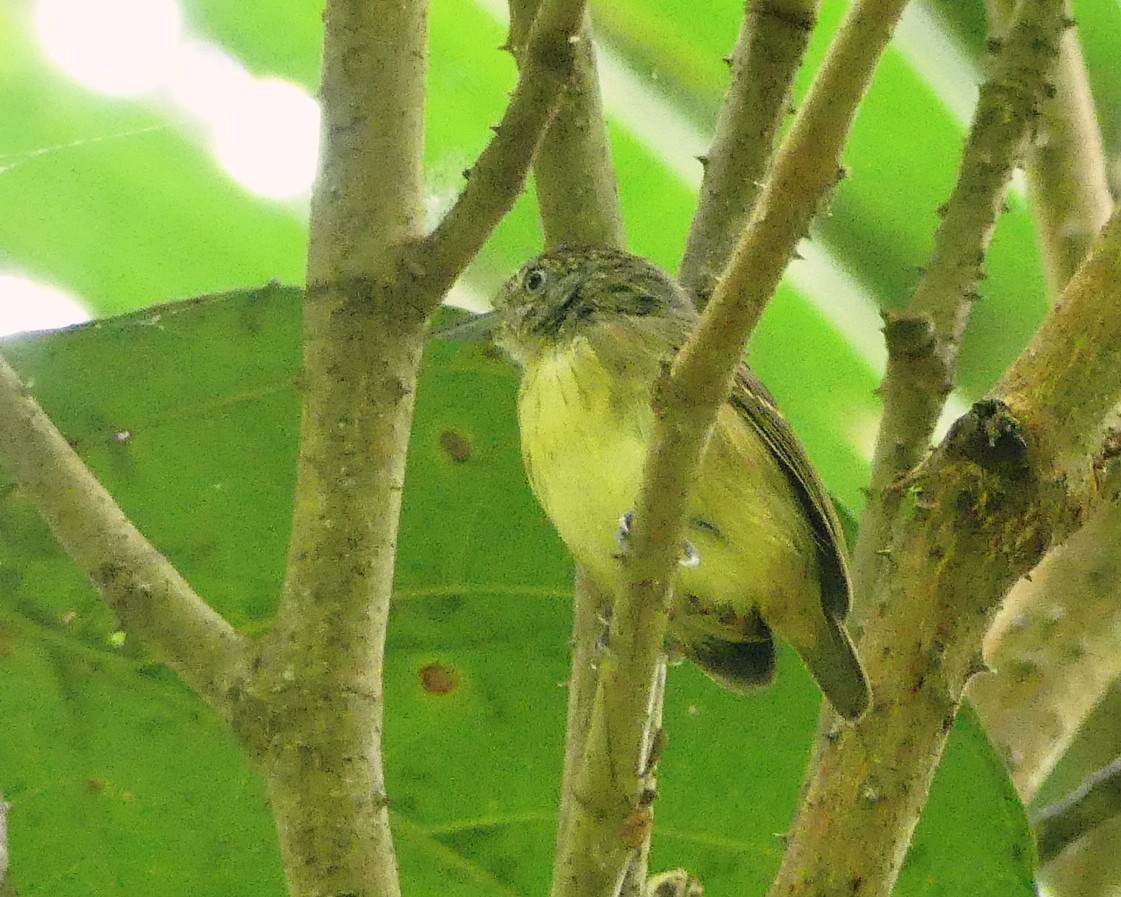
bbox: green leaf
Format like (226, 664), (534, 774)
(0, 288), (1033, 894)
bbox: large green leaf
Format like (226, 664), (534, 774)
(0, 288), (1033, 894)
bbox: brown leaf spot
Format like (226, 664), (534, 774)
(418, 662), (459, 696)
(439, 430), (471, 463)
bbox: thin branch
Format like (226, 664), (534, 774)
(970, 477), (1121, 800)
(987, 0), (1112, 298)
(0, 793), (10, 897)
(618, 660), (666, 897)
(552, 568), (612, 858)
(507, 1), (636, 889)
(851, 1), (1065, 598)
(1034, 757), (1121, 864)
(703, 0), (913, 348)
(679, 0), (819, 306)
(1023, 26), (1112, 296)
(410, 0), (590, 304)
(549, 303), (743, 897)
(0, 354), (248, 715)
(508, 2), (626, 248)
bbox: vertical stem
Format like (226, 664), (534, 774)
(507, 2), (637, 890)
(679, 0), (819, 306)
(255, 0), (428, 894)
(554, 568), (613, 853)
(986, 0), (1111, 298)
(850, 0), (1066, 598)
(508, 1), (626, 248)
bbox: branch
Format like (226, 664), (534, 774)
(252, 0), (429, 894)
(0, 793), (10, 897)
(987, 0), (1112, 297)
(506, 1), (641, 889)
(999, 206), (1121, 470)
(508, 2), (625, 248)
(969, 446), (1121, 800)
(552, 568), (612, 860)
(679, 0), (819, 306)
(966, 17), (1116, 805)
(703, 0), (913, 348)
(766, 118), (1121, 897)
(851, 1), (1065, 598)
(408, 0), (590, 305)
(550, 356), (691, 895)
(1034, 757), (1121, 864)
(0, 354), (248, 714)
(256, 0), (589, 892)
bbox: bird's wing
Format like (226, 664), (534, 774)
(728, 365), (853, 618)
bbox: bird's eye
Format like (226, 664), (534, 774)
(523, 267), (547, 293)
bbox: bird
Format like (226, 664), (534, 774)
(478, 245), (870, 720)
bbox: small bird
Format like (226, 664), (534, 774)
(477, 246), (870, 720)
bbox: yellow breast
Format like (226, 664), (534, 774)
(518, 338), (651, 591)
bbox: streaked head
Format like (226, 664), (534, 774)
(492, 246), (696, 364)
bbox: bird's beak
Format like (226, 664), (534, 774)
(430, 309), (500, 343)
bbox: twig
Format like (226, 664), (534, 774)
(0, 792), (9, 896)
(1034, 757), (1121, 864)
(549, 315), (734, 897)
(411, 0), (590, 304)
(552, 0), (937, 890)
(851, 1), (1065, 598)
(679, 0), (819, 306)
(0, 354), (248, 715)
(508, 2), (626, 248)
(506, 1), (638, 889)
(702, 0), (914, 349)
(618, 660), (666, 897)
(987, 0), (1112, 298)
(552, 568), (612, 856)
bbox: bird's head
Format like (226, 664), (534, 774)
(491, 246), (696, 364)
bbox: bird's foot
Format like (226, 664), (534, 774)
(614, 511), (634, 555)
(614, 510), (701, 568)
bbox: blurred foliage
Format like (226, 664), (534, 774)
(3, 0), (1117, 891)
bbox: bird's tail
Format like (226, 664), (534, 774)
(683, 634), (776, 694)
(802, 616), (870, 720)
